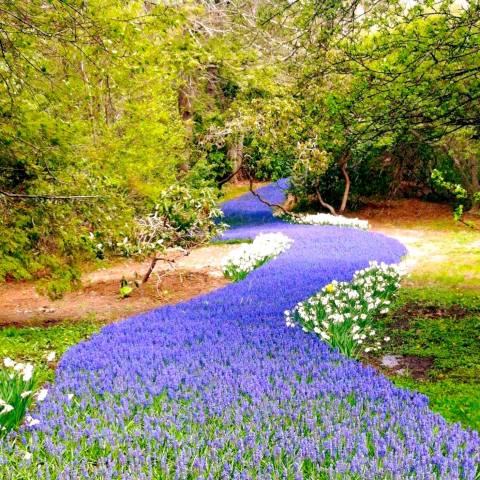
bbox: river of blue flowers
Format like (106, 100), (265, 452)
(2, 180), (479, 479)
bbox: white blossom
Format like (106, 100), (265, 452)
(3, 357), (15, 368)
(287, 213), (370, 230)
(222, 233), (293, 279)
(35, 388), (48, 402)
(46, 351), (56, 362)
(25, 415), (40, 427)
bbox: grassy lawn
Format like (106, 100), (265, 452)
(0, 318), (102, 386)
(374, 287), (480, 430)
(407, 230), (480, 289)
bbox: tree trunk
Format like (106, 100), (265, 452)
(315, 189), (336, 215)
(142, 255), (159, 284)
(178, 84), (193, 122)
(227, 134), (244, 183)
(339, 154), (351, 213)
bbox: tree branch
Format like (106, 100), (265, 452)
(339, 154), (351, 213)
(0, 190), (99, 201)
(315, 188), (336, 215)
(245, 170), (290, 215)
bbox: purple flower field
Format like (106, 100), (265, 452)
(1, 180), (479, 479)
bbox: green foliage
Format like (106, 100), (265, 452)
(432, 169), (480, 224)
(119, 278), (134, 299)
(267, 1), (480, 212)
(289, 141), (332, 198)
(0, 321), (101, 385)
(2, 0), (480, 289)
(148, 184), (226, 249)
(0, 1), (246, 292)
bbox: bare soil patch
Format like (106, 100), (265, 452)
(0, 243), (239, 328)
(389, 303), (476, 330)
(366, 354), (434, 381)
(0, 271), (229, 328)
(351, 198), (480, 229)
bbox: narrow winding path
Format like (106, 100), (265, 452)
(2, 181), (479, 479)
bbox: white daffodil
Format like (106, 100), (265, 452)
(46, 351), (56, 362)
(319, 331), (330, 341)
(35, 388), (48, 402)
(25, 415), (40, 427)
(22, 364), (34, 382)
(0, 403), (14, 414)
(3, 357), (15, 368)
(289, 213), (369, 230)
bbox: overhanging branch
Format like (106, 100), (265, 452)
(245, 170), (290, 216)
(0, 190), (99, 201)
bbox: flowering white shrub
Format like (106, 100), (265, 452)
(0, 357), (51, 436)
(285, 213), (369, 230)
(285, 261), (404, 358)
(222, 233), (293, 281)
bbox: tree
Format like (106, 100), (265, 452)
(258, 0), (480, 211)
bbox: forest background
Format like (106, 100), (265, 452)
(1, 0), (479, 296)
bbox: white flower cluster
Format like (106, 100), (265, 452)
(222, 233), (293, 281)
(3, 357), (34, 382)
(285, 261), (404, 358)
(0, 354), (58, 433)
(287, 213), (369, 230)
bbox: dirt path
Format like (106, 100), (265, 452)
(355, 199), (480, 287)
(0, 244), (239, 327)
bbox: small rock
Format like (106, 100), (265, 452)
(208, 271), (224, 278)
(39, 306), (55, 313)
(381, 354), (401, 369)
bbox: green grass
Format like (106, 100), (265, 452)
(393, 378), (480, 430)
(376, 286), (480, 430)
(221, 183), (252, 202)
(0, 317), (102, 385)
(221, 181), (267, 202)
(211, 238), (252, 246)
(402, 228), (480, 289)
